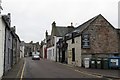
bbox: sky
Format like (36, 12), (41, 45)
(1, 0), (120, 43)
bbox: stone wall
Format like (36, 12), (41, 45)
(81, 15), (119, 55)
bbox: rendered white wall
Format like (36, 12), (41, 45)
(47, 46), (54, 61)
(47, 36), (62, 61)
(0, 15), (5, 78)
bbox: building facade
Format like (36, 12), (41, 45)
(64, 14), (119, 67)
(67, 36), (81, 67)
(0, 15), (5, 78)
(24, 41), (40, 56)
(2, 14), (13, 74)
(20, 41), (25, 58)
(46, 21), (74, 61)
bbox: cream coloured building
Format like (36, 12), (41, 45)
(66, 36), (82, 67)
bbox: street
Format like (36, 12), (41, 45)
(23, 57), (104, 79)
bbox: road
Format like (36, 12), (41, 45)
(22, 57), (105, 79)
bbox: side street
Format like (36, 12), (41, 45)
(0, 0), (120, 80)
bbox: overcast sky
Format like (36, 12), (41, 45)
(1, 0), (119, 43)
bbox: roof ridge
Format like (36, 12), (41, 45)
(64, 14), (102, 37)
(76, 14), (100, 29)
(56, 26), (67, 28)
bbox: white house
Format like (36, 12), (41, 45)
(46, 21), (74, 61)
(0, 15), (5, 78)
(47, 46), (55, 61)
(20, 41), (25, 58)
(47, 36), (61, 61)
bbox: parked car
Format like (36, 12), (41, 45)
(32, 52), (40, 60)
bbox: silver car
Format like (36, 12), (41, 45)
(32, 52), (40, 60)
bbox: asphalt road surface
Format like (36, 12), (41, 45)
(23, 57), (105, 79)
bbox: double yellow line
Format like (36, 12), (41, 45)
(20, 60), (26, 80)
(16, 58), (26, 80)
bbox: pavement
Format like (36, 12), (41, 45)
(2, 58), (25, 79)
(1, 57), (120, 80)
(58, 62), (120, 80)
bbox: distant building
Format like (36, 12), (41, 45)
(20, 41), (25, 58)
(24, 41), (40, 56)
(40, 39), (47, 59)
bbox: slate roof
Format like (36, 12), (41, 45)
(74, 14), (98, 33)
(2, 15), (11, 29)
(46, 35), (51, 42)
(55, 26), (74, 37)
(65, 14), (111, 40)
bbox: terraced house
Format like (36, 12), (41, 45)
(0, 13), (21, 78)
(0, 14), (5, 79)
(2, 13), (13, 74)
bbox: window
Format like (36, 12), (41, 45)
(72, 48), (75, 61)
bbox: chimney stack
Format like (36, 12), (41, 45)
(52, 21), (56, 27)
(46, 30), (48, 37)
(13, 26), (16, 32)
(71, 22), (73, 26)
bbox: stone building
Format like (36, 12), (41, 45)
(63, 14), (119, 67)
(40, 39), (47, 59)
(24, 41), (40, 56)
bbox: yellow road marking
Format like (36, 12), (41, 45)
(20, 59), (26, 80)
(16, 60), (25, 78)
(58, 62), (102, 78)
(74, 69), (102, 78)
(16, 65), (23, 78)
